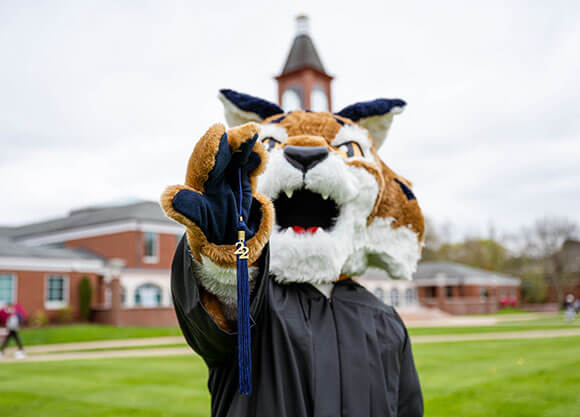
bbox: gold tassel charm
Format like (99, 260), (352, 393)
(235, 229), (249, 260)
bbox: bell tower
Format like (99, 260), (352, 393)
(275, 15), (334, 112)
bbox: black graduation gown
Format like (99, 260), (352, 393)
(172, 237), (423, 417)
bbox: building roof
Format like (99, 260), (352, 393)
(0, 237), (102, 260)
(562, 239), (580, 252)
(6, 201), (172, 241)
(281, 33), (326, 75)
(413, 262), (520, 286)
(0, 227), (15, 237)
(358, 262), (520, 286)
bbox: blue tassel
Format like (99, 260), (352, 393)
(235, 167), (252, 395)
(236, 222), (252, 395)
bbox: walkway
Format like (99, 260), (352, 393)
(2, 327), (579, 363)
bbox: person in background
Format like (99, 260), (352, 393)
(0, 303), (26, 359)
(564, 294), (576, 323)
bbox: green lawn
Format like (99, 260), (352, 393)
(16, 314), (577, 346)
(409, 315), (579, 336)
(1, 336), (579, 417)
(415, 337), (580, 416)
(19, 325), (182, 346)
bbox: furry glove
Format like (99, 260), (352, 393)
(161, 123), (273, 268)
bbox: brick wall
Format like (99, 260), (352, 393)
(65, 231), (140, 266)
(3, 270), (100, 322)
(418, 283), (520, 315)
(66, 231), (179, 269)
(92, 306), (178, 327)
(276, 68), (333, 111)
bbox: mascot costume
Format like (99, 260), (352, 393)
(161, 89), (425, 417)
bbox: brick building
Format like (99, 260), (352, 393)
(356, 268), (421, 313)
(0, 201), (183, 325)
(546, 239), (580, 303)
(413, 262), (521, 314)
(0, 237), (104, 322)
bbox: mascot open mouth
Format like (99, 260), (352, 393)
(273, 189), (340, 234)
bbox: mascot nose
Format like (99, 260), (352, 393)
(283, 146), (329, 173)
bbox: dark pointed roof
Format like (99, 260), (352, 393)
(281, 34), (326, 75)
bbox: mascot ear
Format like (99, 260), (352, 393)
(335, 98), (406, 149)
(218, 89), (284, 127)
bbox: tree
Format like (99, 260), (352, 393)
(521, 216), (579, 304)
(422, 217), (453, 261)
(433, 238), (509, 271)
(78, 276), (93, 321)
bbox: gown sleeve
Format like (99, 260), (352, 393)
(170, 234), (270, 367)
(395, 311), (424, 417)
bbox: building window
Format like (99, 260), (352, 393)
(391, 288), (400, 307)
(143, 232), (158, 263)
(480, 287), (488, 299)
(445, 286), (453, 298)
(425, 286), (436, 298)
(45, 275), (68, 309)
(135, 283), (162, 307)
(282, 88), (302, 111)
(310, 85), (329, 112)
(121, 287), (127, 306)
(405, 288), (415, 305)
(500, 288), (506, 298)
(374, 287), (384, 302)
(509, 287), (515, 298)
(0, 274), (16, 305)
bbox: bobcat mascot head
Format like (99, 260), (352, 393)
(218, 89), (424, 283)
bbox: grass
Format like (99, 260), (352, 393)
(2, 317), (577, 416)
(13, 315), (578, 347)
(481, 307), (528, 315)
(408, 315), (579, 336)
(19, 325), (182, 346)
(416, 337), (580, 417)
(39, 343), (188, 354)
(0, 355), (210, 417)
(1, 336), (579, 416)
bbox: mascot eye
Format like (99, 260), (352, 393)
(262, 137), (281, 152)
(336, 141), (364, 158)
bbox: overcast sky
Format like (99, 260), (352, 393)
(1, 1), (579, 238)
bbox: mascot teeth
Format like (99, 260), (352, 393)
(273, 188), (340, 233)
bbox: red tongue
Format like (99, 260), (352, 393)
(292, 226), (318, 235)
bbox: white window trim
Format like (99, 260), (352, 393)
(310, 85), (329, 112)
(0, 273), (17, 306)
(45, 274), (69, 310)
(143, 232), (159, 264)
(391, 288), (400, 307)
(134, 283), (163, 308)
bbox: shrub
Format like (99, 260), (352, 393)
(29, 310), (48, 327)
(56, 307), (74, 323)
(79, 276), (93, 321)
